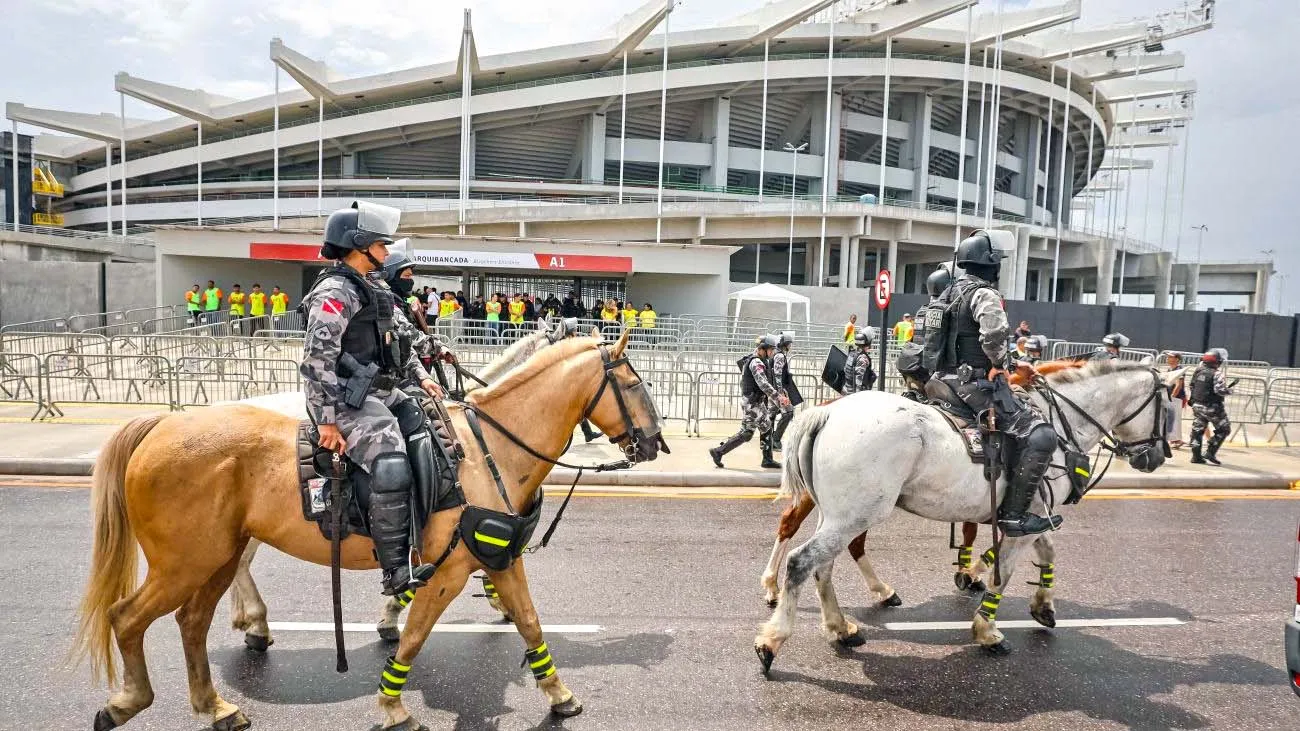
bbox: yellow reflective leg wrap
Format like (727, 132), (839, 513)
(395, 587), (416, 609)
(524, 642), (557, 681)
(957, 546), (973, 569)
(378, 656), (411, 697)
(1034, 562), (1055, 590)
(977, 591), (1003, 621)
(981, 548), (996, 566)
(481, 575), (500, 600)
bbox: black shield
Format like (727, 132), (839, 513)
(821, 345), (847, 393)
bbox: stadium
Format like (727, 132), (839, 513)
(1, 0), (1270, 318)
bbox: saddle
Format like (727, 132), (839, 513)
(297, 396), (466, 540)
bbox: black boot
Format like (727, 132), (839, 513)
(369, 453), (431, 596)
(1190, 443), (1205, 464)
(771, 412), (793, 452)
(997, 431), (1062, 537)
(761, 444), (781, 469)
(580, 419), (601, 443)
(709, 431), (751, 469)
(1203, 439), (1223, 465)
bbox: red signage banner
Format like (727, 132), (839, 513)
(250, 243), (633, 273)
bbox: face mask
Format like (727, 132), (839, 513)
(392, 277), (415, 298)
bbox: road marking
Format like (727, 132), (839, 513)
(267, 621), (601, 634)
(884, 617), (1185, 631)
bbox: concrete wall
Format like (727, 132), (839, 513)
(0, 261), (102, 326)
(628, 273), (728, 317)
(160, 254), (306, 313)
(105, 263), (158, 314)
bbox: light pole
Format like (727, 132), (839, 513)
(785, 142), (808, 286)
(1192, 224), (1207, 262)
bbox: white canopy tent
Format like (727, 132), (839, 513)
(727, 282), (811, 325)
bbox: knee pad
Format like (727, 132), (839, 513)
(738, 428), (756, 443)
(390, 397), (428, 437)
(370, 452), (413, 494)
(1024, 423), (1057, 456)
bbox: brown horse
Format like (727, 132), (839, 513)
(759, 359), (1085, 606)
(72, 330), (663, 731)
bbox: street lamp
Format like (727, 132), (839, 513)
(785, 142), (808, 286)
(1192, 224), (1207, 262)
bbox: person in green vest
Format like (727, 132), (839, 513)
(184, 284), (202, 326)
(202, 280), (223, 325)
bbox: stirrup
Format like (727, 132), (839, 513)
(998, 513), (1062, 537)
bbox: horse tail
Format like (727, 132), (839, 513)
(71, 413), (165, 687)
(778, 406), (832, 503)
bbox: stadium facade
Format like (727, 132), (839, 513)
(4, 0), (1271, 316)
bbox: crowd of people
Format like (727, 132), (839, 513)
(183, 280), (291, 334)
(402, 287), (660, 342)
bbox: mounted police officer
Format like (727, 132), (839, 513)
(1024, 335), (1045, 364)
(384, 244), (457, 395)
(912, 267), (954, 347)
(1189, 348), (1233, 465)
(1092, 332), (1129, 360)
(923, 230), (1061, 537)
(769, 332), (801, 449)
(710, 334), (787, 469)
(843, 331), (877, 394)
(301, 201), (444, 597)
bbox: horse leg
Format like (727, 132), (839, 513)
(376, 594), (406, 643)
(228, 539), (273, 652)
(375, 557), (474, 730)
(176, 548), (249, 730)
(967, 543), (997, 592)
(755, 525), (852, 671)
(487, 561), (582, 717)
(1027, 533), (1058, 628)
(762, 495), (814, 607)
(813, 562), (863, 646)
(971, 536), (1029, 655)
(847, 532), (901, 607)
(953, 522), (986, 592)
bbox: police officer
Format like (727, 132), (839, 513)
(383, 245), (454, 392)
(913, 267), (954, 347)
(1024, 335), (1045, 364)
(924, 230), (1061, 536)
(301, 201), (443, 597)
(1189, 348), (1233, 465)
(769, 332), (799, 449)
(710, 335), (787, 469)
(1092, 332), (1129, 360)
(843, 331), (876, 395)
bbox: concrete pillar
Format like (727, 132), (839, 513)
(837, 236), (851, 288)
(1015, 228), (1031, 300)
(1155, 254), (1173, 309)
(887, 239), (899, 291)
(1183, 263), (1201, 311)
(341, 152), (357, 177)
(584, 112), (607, 184)
(803, 241), (817, 285)
(845, 236), (861, 288)
(904, 94), (934, 206)
(1016, 114), (1040, 217)
(1036, 268), (1051, 302)
(1096, 238), (1116, 306)
(1253, 268), (1270, 313)
(809, 92), (842, 197)
(708, 97), (730, 189)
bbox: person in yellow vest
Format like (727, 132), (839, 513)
(485, 293), (503, 344)
(269, 285), (290, 331)
(599, 298), (620, 337)
(202, 280), (223, 324)
(621, 301), (639, 328)
(248, 283), (268, 336)
(438, 291), (461, 321)
(892, 313), (914, 345)
(507, 294), (526, 325)
(843, 313), (858, 344)
(639, 302), (658, 344)
(184, 284), (202, 326)
(227, 284), (247, 334)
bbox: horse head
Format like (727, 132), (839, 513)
(583, 329), (667, 463)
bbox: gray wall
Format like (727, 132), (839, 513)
(161, 254), (305, 313)
(0, 261), (159, 327)
(105, 263), (157, 314)
(629, 272), (729, 317)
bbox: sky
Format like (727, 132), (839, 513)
(2, 0), (1296, 312)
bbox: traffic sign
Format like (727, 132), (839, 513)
(875, 269), (892, 310)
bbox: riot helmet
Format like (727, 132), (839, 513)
(1201, 348), (1229, 366)
(321, 201), (402, 265)
(1101, 332), (1130, 349)
(758, 334), (780, 352)
(778, 331), (795, 349)
(1026, 335), (1044, 353)
(382, 240), (416, 297)
(925, 267), (953, 297)
(853, 330), (871, 348)
(956, 230), (1011, 281)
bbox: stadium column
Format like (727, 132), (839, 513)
(808, 92), (842, 198)
(837, 235), (851, 289)
(1015, 114), (1040, 222)
(905, 93), (934, 208)
(1096, 236), (1116, 306)
(1183, 263), (1200, 311)
(886, 239), (898, 291)
(584, 112), (607, 184)
(708, 96), (730, 190)
(1014, 226), (1031, 300)
(1155, 253), (1173, 309)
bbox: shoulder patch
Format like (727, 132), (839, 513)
(321, 298), (345, 316)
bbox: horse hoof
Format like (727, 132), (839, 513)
(836, 631), (866, 648)
(765, 597), (778, 609)
(954, 572), (972, 591)
(879, 592), (902, 608)
(550, 697), (584, 718)
(243, 633), (273, 652)
(755, 645), (776, 674)
(377, 625), (401, 643)
(386, 720), (429, 731)
(212, 709), (252, 731)
(982, 641), (1012, 657)
(969, 579), (987, 594)
(1031, 607), (1057, 628)
(93, 708), (118, 731)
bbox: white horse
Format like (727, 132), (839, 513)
(755, 360), (1181, 668)
(226, 320), (570, 650)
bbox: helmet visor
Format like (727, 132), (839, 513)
(352, 201), (402, 241)
(387, 237), (410, 261)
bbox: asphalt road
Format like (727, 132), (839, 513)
(2, 483), (1298, 731)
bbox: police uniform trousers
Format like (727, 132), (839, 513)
(740, 396), (773, 436)
(1189, 403), (1231, 447)
(335, 389), (411, 471)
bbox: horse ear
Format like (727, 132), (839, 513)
(590, 326), (600, 338)
(612, 327), (630, 356)
(1162, 367), (1187, 386)
(1139, 355), (1155, 367)
(536, 318), (547, 331)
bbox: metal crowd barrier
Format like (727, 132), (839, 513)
(1263, 376), (1300, 445)
(1050, 341), (1159, 362)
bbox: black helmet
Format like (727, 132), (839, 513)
(926, 267), (953, 297)
(1101, 332), (1130, 348)
(382, 249), (415, 283)
(758, 334), (780, 350)
(778, 331), (795, 348)
(322, 201), (401, 259)
(853, 331), (871, 348)
(955, 231), (1006, 268)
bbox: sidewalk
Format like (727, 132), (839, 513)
(1, 405), (1298, 489)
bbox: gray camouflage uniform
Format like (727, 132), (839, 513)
(301, 270), (429, 471)
(843, 351), (874, 394)
(1190, 365), (1232, 447)
(768, 351), (794, 419)
(741, 356), (779, 434)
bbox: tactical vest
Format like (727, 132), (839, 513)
(922, 278), (994, 373)
(774, 352), (794, 389)
(307, 267), (404, 376)
(912, 301), (933, 346)
(1191, 366), (1223, 407)
(738, 354), (763, 398)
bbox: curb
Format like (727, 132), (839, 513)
(2, 457), (1297, 491)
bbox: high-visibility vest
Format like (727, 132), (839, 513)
(185, 291), (201, 312)
(270, 293), (289, 314)
(843, 323), (856, 344)
(640, 309), (657, 328)
(485, 301), (502, 321)
(249, 292), (267, 316)
(439, 299), (458, 318)
(600, 307), (618, 322)
(894, 321), (913, 344)
(508, 301), (525, 323)
(622, 309), (638, 327)
(203, 287), (222, 311)
(228, 291), (246, 316)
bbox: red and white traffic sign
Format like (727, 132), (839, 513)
(875, 269), (892, 310)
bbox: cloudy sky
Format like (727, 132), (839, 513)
(3, 1), (1296, 312)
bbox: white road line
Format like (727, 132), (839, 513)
(267, 621), (601, 634)
(884, 617), (1185, 631)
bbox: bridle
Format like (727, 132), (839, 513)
(1039, 368), (1171, 485)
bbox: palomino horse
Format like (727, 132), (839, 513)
(227, 322), (565, 650)
(755, 360), (1179, 669)
(757, 360), (1088, 608)
(73, 330), (663, 731)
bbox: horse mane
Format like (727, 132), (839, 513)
(1043, 358), (1149, 385)
(474, 328), (553, 387)
(468, 335), (600, 404)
